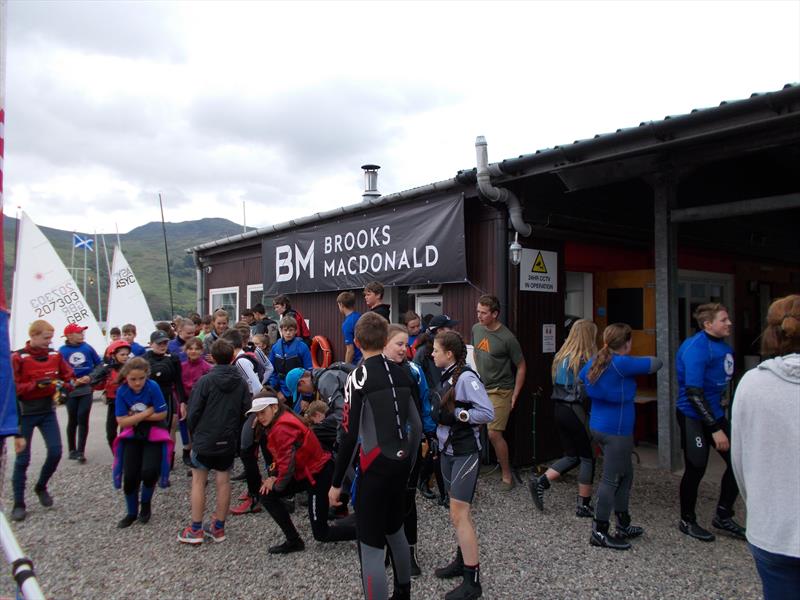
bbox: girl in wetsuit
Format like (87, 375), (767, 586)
(530, 319), (598, 516)
(579, 323), (662, 550)
(431, 331), (494, 600)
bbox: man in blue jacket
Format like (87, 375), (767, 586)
(676, 303), (744, 542)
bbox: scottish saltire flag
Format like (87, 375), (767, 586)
(73, 233), (94, 251)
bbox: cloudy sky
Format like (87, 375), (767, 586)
(3, 0), (799, 234)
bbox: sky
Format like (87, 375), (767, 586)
(2, 0), (799, 234)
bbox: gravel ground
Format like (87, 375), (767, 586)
(1, 452), (760, 600)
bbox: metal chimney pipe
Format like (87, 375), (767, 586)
(361, 164), (381, 202)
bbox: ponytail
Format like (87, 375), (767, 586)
(435, 331), (467, 411)
(586, 323), (631, 384)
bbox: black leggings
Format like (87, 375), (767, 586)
(240, 414), (271, 498)
(262, 460), (355, 543)
(677, 411), (739, 522)
(106, 402), (119, 450)
(66, 392), (93, 453)
(550, 402), (595, 485)
(592, 430), (634, 522)
(418, 437), (445, 497)
(122, 440), (162, 495)
(402, 446), (423, 545)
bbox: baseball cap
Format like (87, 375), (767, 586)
(150, 330), (170, 344)
(285, 368), (308, 407)
(429, 314), (459, 330)
(246, 396), (279, 414)
(63, 323), (88, 336)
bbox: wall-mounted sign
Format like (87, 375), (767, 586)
(542, 323), (556, 353)
(262, 194), (466, 295)
(520, 248), (558, 293)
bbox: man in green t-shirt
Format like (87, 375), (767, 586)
(472, 294), (527, 491)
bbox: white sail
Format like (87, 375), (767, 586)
(10, 212), (105, 352)
(105, 245), (155, 345)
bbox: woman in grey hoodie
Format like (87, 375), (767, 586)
(731, 294), (800, 600)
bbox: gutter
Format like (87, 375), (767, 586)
(187, 177), (464, 255)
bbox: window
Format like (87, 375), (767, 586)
(416, 295), (443, 327)
(209, 286), (239, 318)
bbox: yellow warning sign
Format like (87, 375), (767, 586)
(532, 252), (548, 274)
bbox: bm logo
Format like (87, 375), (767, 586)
(275, 242), (315, 282)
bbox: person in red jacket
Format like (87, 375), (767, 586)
(250, 395), (356, 554)
(90, 340), (132, 450)
(11, 319), (85, 522)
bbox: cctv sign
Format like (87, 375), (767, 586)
(520, 248), (558, 293)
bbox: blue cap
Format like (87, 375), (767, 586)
(285, 368), (307, 408)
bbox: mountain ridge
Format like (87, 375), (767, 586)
(3, 215), (252, 321)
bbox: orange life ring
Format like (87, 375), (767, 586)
(311, 335), (333, 369)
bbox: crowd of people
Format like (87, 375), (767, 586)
(7, 283), (799, 600)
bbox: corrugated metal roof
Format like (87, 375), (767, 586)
(190, 83), (800, 254)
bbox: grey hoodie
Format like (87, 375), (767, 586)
(731, 353), (800, 558)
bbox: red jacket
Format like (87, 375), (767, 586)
(267, 410), (330, 492)
(13, 343), (75, 415)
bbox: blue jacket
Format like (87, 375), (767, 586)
(676, 331), (734, 421)
(268, 338), (313, 397)
(580, 355), (655, 436)
(58, 341), (102, 379)
(408, 361), (435, 434)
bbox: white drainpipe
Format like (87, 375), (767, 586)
(475, 136), (532, 237)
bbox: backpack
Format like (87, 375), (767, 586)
(238, 352), (266, 382)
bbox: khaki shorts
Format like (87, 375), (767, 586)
(487, 387), (513, 432)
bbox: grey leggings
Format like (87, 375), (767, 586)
(591, 430), (634, 522)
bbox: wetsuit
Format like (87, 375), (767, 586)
(414, 343), (446, 499)
(333, 354), (422, 600)
(676, 331), (738, 524)
(431, 364), (494, 503)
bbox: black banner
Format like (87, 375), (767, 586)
(262, 193), (466, 294)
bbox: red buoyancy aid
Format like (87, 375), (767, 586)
(12, 344), (74, 402)
(267, 411), (330, 491)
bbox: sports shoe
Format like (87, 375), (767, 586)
(230, 496), (262, 515)
(138, 502), (152, 524)
(528, 475), (548, 511)
(118, 514), (137, 529)
(444, 565), (482, 600)
(177, 526), (204, 545)
(679, 519), (715, 542)
(68, 450), (79, 460)
(268, 537), (305, 554)
(203, 521), (226, 543)
(435, 547), (464, 579)
(499, 478), (515, 492)
(34, 486), (53, 508)
(590, 519), (631, 550)
(418, 480), (437, 500)
(77, 453), (87, 464)
(711, 515), (746, 540)
(11, 504), (26, 522)
(575, 499), (594, 518)
(409, 545), (422, 577)
(615, 512), (644, 539)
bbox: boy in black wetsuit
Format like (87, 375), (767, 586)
(328, 312), (422, 600)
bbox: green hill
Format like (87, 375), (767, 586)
(3, 216), (252, 321)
